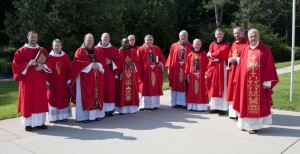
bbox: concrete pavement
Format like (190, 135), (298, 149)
(0, 65), (300, 154)
(1, 89), (300, 154)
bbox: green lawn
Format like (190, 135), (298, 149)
(0, 81), (19, 120)
(272, 71), (300, 112)
(275, 60), (300, 69)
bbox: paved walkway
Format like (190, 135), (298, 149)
(0, 65), (299, 154)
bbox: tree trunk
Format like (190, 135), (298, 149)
(215, 3), (224, 28)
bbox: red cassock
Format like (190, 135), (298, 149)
(94, 45), (120, 103)
(71, 47), (105, 111)
(185, 50), (209, 104)
(46, 53), (72, 109)
(115, 49), (139, 107)
(12, 47), (49, 118)
(166, 42), (193, 91)
(226, 37), (249, 102)
(130, 45), (139, 53)
(206, 41), (230, 97)
(137, 44), (166, 96)
(233, 42), (279, 118)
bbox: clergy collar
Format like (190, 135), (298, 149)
(214, 39), (226, 44)
(192, 48), (203, 53)
(80, 43), (94, 50)
(24, 43), (40, 49)
(97, 41), (112, 48)
(49, 50), (65, 57)
(178, 40), (190, 45)
(250, 41), (259, 49)
(119, 46), (130, 51)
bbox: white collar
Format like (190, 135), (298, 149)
(97, 42), (112, 48)
(24, 43), (40, 49)
(49, 50), (65, 57)
(250, 41), (259, 49)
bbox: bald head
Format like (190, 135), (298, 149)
(193, 39), (202, 51)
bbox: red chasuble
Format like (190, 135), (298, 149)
(166, 42), (193, 91)
(95, 45), (120, 103)
(130, 45), (139, 52)
(136, 44), (166, 96)
(206, 41), (230, 97)
(71, 47), (105, 111)
(233, 42), (279, 118)
(46, 52), (72, 109)
(226, 37), (249, 102)
(185, 50), (208, 104)
(12, 46), (49, 118)
(115, 49), (139, 107)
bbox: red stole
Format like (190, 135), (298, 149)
(166, 42), (193, 91)
(233, 43), (279, 118)
(137, 44), (166, 96)
(116, 49), (139, 107)
(71, 47), (105, 110)
(185, 51), (208, 104)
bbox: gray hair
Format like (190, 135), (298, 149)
(52, 39), (62, 45)
(144, 34), (153, 40)
(101, 32), (110, 39)
(84, 33), (94, 40)
(179, 30), (188, 36)
(248, 28), (259, 36)
(128, 35), (135, 40)
(233, 27), (245, 33)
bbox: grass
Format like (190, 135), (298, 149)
(275, 60), (300, 69)
(0, 81), (19, 120)
(272, 71), (300, 112)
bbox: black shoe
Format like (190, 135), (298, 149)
(139, 108), (145, 111)
(153, 107), (159, 110)
(218, 111), (228, 116)
(172, 105), (180, 108)
(119, 113), (126, 115)
(248, 130), (258, 134)
(60, 119), (67, 122)
(95, 118), (102, 121)
(229, 117), (238, 119)
(105, 111), (114, 116)
(25, 126), (32, 131)
(209, 110), (220, 114)
(241, 129), (246, 132)
(37, 124), (48, 129)
(82, 120), (88, 123)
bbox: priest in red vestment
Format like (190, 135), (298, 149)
(128, 35), (139, 52)
(71, 33), (105, 122)
(115, 38), (139, 114)
(233, 29), (279, 134)
(185, 39), (208, 111)
(166, 30), (193, 108)
(206, 28), (231, 116)
(136, 35), (166, 110)
(226, 27), (249, 119)
(45, 39), (72, 122)
(95, 33), (121, 116)
(12, 31), (51, 131)
(128, 34), (140, 87)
